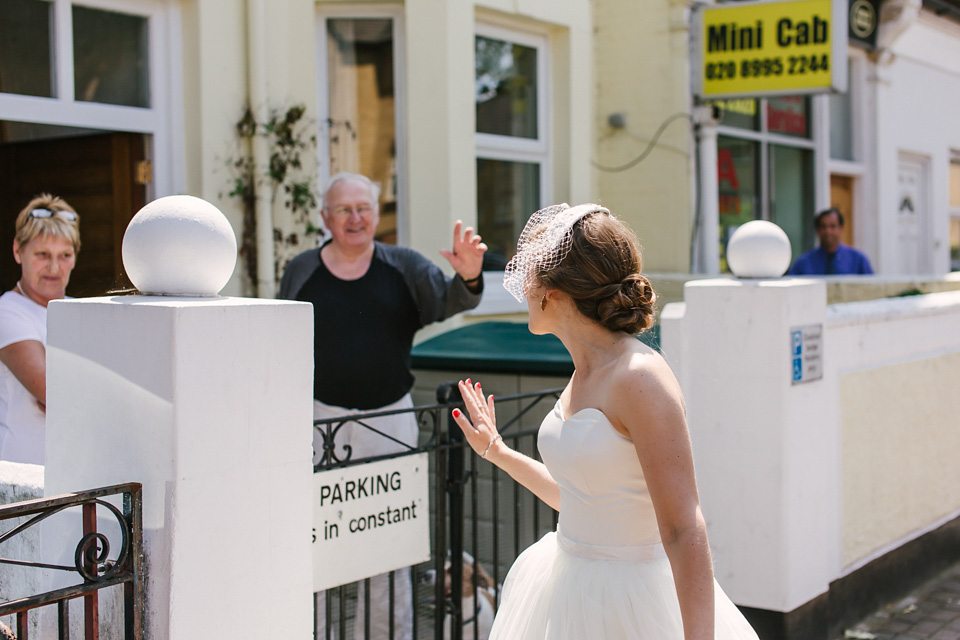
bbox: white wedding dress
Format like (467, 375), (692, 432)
(489, 402), (759, 639)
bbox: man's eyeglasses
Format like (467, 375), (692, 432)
(29, 208), (77, 222)
(328, 205), (375, 217)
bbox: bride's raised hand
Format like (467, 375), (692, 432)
(452, 379), (503, 460)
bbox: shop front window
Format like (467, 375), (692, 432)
(710, 98), (759, 131)
(770, 144), (814, 261)
(718, 136), (759, 272)
(766, 96), (810, 139)
(829, 60), (854, 161)
(715, 94), (816, 272)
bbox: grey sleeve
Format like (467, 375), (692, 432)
(278, 249), (322, 299)
(378, 244), (483, 327)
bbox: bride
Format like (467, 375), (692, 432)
(452, 204), (759, 639)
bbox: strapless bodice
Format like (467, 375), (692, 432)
(537, 401), (661, 548)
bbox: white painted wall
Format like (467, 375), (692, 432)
(0, 462), (43, 637)
(872, 11), (960, 275)
(44, 296), (315, 639)
(662, 281), (960, 614)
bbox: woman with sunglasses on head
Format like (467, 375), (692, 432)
(0, 194), (80, 465)
(452, 204), (758, 639)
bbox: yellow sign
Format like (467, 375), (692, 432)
(695, 0), (847, 98)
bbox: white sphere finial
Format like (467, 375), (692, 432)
(122, 195), (238, 296)
(726, 220), (792, 278)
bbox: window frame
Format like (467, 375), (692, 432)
(468, 21), (552, 315)
(474, 21), (551, 202)
(0, 0), (177, 196)
(316, 4), (408, 245)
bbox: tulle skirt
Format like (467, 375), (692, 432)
(489, 531), (759, 640)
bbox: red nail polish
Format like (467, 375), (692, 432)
(452, 408), (461, 418)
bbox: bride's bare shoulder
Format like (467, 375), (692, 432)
(609, 344), (685, 413)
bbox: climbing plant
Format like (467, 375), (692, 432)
(227, 103), (323, 295)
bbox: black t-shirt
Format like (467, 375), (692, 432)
(295, 256), (420, 409)
(279, 242), (483, 410)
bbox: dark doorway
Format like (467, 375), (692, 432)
(0, 127), (148, 296)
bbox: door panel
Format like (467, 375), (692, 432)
(830, 174), (855, 248)
(896, 154), (930, 274)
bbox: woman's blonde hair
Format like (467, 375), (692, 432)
(14, 194), (81, 252)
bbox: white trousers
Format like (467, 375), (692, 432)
(313, 394), (417, 640)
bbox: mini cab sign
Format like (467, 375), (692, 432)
(694, 0), (847, 99)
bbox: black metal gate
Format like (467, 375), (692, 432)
(313, 383), (562, 640)
(0, 483), (143, 640)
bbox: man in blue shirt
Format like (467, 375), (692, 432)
(788, 208), (874, 275)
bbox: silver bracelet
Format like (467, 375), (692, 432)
(482, 434), (502, 459)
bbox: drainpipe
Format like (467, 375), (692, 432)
(694, 105), (721, 275)
(247, 0), (276, 298)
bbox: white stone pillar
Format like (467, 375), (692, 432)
(660, 278), (838, 614)
(43, 195), (315, 639)
(44, 296), (314, 639)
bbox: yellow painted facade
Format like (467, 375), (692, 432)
(593, 0), (696, 273)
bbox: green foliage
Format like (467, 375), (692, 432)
(227, 103), (322, 294)
(891, 287), (924, 298)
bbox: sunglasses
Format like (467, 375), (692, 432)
(29, 208), (77, 222)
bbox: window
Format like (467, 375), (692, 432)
(712, 95), (816, 270)
(950, 156), (960, 271)
(828, 63), (854, 162)
(320, 12), (402, 244)
(73, 5), (149, 108)
(475, 24), (549, 271)
(0, 0), (170, 191)
(0, 0), (54, 98)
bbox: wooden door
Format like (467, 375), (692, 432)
(830, 174), (855, 248)
(0, 132), (147, 296)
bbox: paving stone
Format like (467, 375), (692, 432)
(931, 610), (958, 622)
(845, 561), (960, 640)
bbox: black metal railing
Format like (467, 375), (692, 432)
(313, 384), (563, 640)
(0, 483), (143, 640)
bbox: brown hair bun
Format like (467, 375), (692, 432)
(538, 213), (656, 334)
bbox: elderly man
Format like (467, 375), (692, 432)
(279, 172), (485, 639)
(788, 208), (874, 275)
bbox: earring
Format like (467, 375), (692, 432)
(540, 295), (547, 311)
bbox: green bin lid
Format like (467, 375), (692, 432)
(411, 321), (659, 375)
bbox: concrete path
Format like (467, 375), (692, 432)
(842, 561), (960, 639)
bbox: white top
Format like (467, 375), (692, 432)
(538, 400), (660, 548)
(0, 290), (47, 465)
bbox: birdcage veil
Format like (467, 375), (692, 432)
(502, 203), (611, 302)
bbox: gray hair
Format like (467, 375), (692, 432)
(323, 173), (382, 209)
